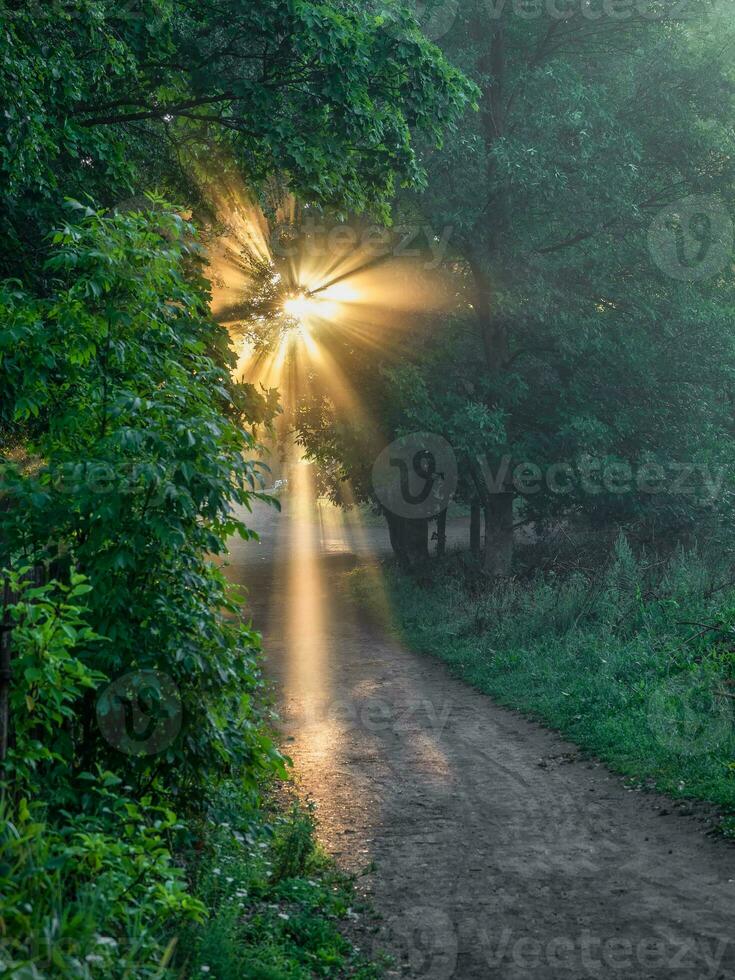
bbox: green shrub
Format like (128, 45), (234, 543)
(0, 204), (283, 804)
(0, 206), (283, 974)
(0, 570), (204, 976)
(1, 569), (103, 795)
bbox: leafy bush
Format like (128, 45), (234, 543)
(0, 571), (203, 976)
(0, 203), (282, 799)
(0, 205), (285, 974)
(1, 569), (103, 794)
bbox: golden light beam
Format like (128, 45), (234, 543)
(282, 453), (332, 723)
(196, 164), (458, 520)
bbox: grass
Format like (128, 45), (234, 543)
(353, 534), (735, 837)
(176, 783), (384, 978)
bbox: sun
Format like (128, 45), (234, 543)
(282, 288), (342, 332)
(283, 291), (315, 323)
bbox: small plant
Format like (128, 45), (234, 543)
(177, 786), (380, 980)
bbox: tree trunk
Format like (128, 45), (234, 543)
(470, 500), (481, 557)
(404, 517), (429, 566)
(436, 509), (447, 558)
(483, 492), (514, 577)
(467, 18), (517, 578)
(0, 578), (12, 775)
(384, 511), (430, 568)
(385, 508), (402, 558)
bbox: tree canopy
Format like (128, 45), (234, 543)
(1, 0), (475, 279)
(0, 0), (474, 971)
(288, 2), (735, 570)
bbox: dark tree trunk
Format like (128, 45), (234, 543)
(0, 578), (12, 775)
(404, 517), (429, 566)
(465, 18), (516, 578)
(385, 508), (403, 557)
(470, 500), (481, 557)
(483, 492), (514, 577)
(384, 511), (430, 568)
(436, 509), (447, 558)
(468, 457), (514, 577)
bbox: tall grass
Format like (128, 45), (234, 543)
(379, 536), (735, 833)
(177, 784), (383, 978)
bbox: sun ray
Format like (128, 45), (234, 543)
(192, 169), (461, 528)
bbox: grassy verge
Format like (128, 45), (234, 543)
(177, 782), (383, 979)
(353, 535), (735, 837)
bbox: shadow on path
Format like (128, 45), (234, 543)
(225, 488), (735, 980)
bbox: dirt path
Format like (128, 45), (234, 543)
(226, 492), (735, 979)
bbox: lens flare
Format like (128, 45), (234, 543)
(283, 289), (342, 328)
(317, 282), (359, 303)
(283, 292), (315, 323)
(205, 177), (457, 430)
